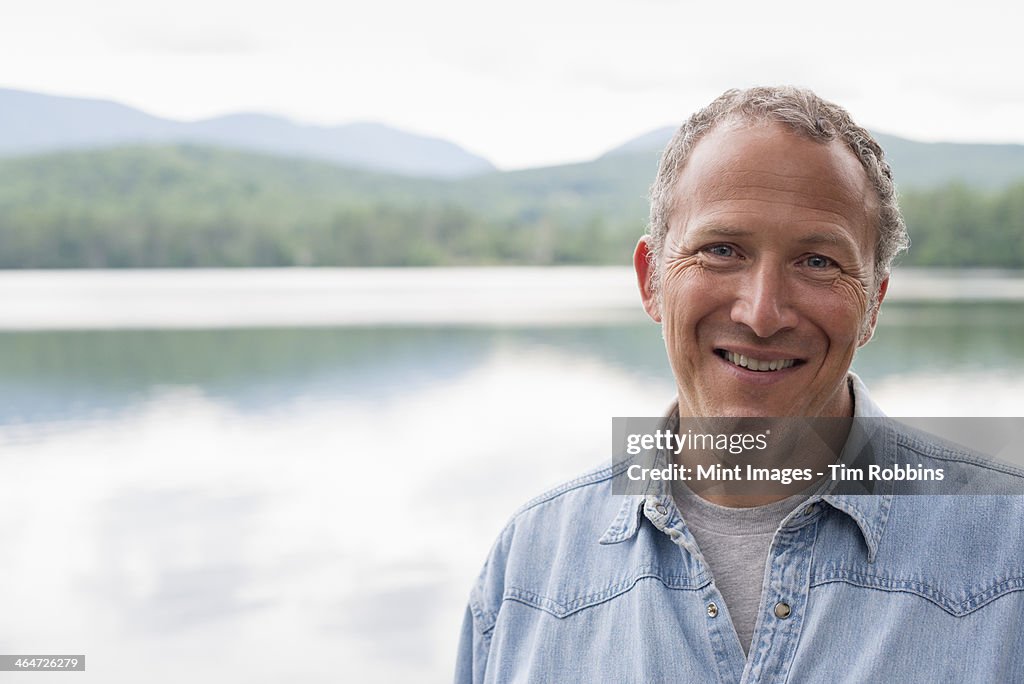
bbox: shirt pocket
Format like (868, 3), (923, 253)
(811, 565), (1024, 617)
(504, 563), (710, 618)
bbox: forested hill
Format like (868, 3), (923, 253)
(1, 143), (1022, 268)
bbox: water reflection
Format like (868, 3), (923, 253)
(1, 304), (1023, 682)
(5, 303), (1024, 425)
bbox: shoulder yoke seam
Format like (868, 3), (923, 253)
(513, 463), (619, 516)
(897, 434), (1024, 480)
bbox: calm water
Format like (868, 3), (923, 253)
(1, 269), (1024, 682)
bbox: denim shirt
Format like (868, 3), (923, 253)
(455, 375), (1024, 683)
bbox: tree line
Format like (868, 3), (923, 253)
(0, 145), (1020, 268)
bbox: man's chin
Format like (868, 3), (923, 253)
(686, 395), (803, 419)
(713, 406), (793, 419)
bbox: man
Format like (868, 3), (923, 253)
(456, 86), (1024, 682)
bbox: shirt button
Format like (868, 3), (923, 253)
(774, 602), (792, 619)
(655, 504), (667, 515)
(707, 602), (718, 618)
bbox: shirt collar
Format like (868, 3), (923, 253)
(600, 372), (894, 562)
(822, 371), (893, 562)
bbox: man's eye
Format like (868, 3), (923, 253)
(705, 245), (735, 258)
(804, 255), (834, 269)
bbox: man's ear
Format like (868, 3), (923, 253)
(859, 275), (889, 346)
(633, 237), (662, 323)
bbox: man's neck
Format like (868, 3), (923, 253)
(673, 379), (855, 507)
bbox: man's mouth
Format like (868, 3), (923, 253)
(715, 349), (802, 372)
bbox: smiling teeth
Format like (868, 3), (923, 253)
(723, 351), (796, 372)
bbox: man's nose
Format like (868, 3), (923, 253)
(730, 263), (799, 338)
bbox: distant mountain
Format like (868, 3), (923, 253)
(872, 133), (1024, 190)
(9, 86), (1023, 186)
(602, 126), (1024, 190)
(601, 126), (675, 158)
(0, 88), (495, 178)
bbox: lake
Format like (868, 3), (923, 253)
(1, 267), (1023, 683)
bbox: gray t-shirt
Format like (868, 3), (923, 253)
(673, 482), (826, 655)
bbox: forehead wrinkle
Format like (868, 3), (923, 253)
(690, 154), (875, 226)
(698, 179), (866, 219)
(696, 198), (868, 234)
(717, 168), (861, 191)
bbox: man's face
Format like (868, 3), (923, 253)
(635, 122), (888, 418)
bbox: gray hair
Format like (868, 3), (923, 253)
(647, 86), (909, 302)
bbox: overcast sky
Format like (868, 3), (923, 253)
(2, 0), (1022, 169)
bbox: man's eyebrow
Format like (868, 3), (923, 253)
(794, 231), (860, 253)
(688, 224), (860, 253)
(687, 225), (754, 239)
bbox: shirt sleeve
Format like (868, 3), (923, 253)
(453, 602), (489, 683)
(456, 519), (517, 682)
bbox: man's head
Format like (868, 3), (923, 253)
(634, 86), (910, 418)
